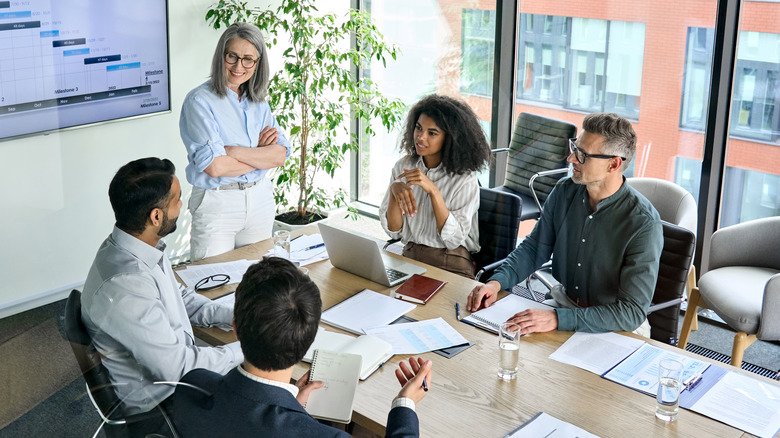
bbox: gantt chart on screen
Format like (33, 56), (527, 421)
(0, 0), (170, 139)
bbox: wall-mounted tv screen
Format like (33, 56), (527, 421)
(0, 0), (170, 142)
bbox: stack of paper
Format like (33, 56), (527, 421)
(176, 259), (258, 288)
(321, 289), (416, 335)
(364, 317), (468, 354)
(265, 233), (329, 266)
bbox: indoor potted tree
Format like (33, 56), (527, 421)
(206, 0), (405, 227)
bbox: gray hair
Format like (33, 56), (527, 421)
(209, 22), (270, 102)
(582, 113), (637, 172)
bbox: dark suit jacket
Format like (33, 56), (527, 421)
(172, 368), (419, 438)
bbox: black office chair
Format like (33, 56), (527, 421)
(473, 187), (523, 281)
(383, 187), (522, 281)
(493, 112), (577, 221)
(64, 289), (175, 438)
(647, 221), (696, 345)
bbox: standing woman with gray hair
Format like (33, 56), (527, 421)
(180, 23), (290, 261)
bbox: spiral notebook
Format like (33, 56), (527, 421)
(304, 349), (362, 424)
(462, 294), (552, 337)
(303, 330), (393, 380)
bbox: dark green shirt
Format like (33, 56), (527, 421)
(490, 177), (663, 332)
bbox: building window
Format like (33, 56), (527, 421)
(677, 157), (780, 228)
(682, 28), (780, 142)
(680, 27), (714, 131)
(516, 14), (568, 105)
(516, 14), (644, 120)
(460, 9), (495, 97)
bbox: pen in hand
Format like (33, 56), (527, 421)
(422, 377), (428, 392)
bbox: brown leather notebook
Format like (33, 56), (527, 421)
(392, 274), (447, 304)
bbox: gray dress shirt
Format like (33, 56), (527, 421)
(81, 227), (242, 414)
(490, 177), (663, 333)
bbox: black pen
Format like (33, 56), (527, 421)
(455, 302), (461, 320)
(422, 377), (428, 392)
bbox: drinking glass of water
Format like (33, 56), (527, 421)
(656, 358), (683, 421)
(498, 322), (520, 381)
(273, 230), (291, 260)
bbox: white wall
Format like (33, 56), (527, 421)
(0, 0), (359, 317)
(0, 1), (249, 316)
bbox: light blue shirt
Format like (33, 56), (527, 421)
(180, 81), (291, 189)
(81, 227), (243, 414)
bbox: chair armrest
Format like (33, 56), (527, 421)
(757, 273), (780, 339)
(383, 238), (401, 250)
(647, 297), (684, 314)
(475, 258), (506, 281)
(525, 261), (555, 293)
(529, 167), (570, 211)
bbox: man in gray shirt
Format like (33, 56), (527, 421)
(468, 113), (663, 337)
(81, 158), (242, 433)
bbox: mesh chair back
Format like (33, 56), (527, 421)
(504, 112), (576, 205)
(473, 187), (523, 276)
(64, 290), (125, 422)
(648, 222), (695, 345)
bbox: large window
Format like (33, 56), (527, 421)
(356, 1), (496, 209)
(357, 0), (779, 238)
(516, 14), (645, 120)
(679, 23), (780, 228)
(461, 9), (495, 97)
(682, 28), (780, 142)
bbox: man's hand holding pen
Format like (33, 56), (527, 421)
(395, 357), (433, 404)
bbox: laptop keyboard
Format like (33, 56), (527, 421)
(386, 267), (408, 283)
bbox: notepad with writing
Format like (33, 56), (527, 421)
(392, 274), (446, 304)
(303, 330), (393, 380)
(462, 294), (551, 335)
(304, 349), (362, 424)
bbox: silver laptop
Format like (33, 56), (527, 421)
(318, 223), (426, 287)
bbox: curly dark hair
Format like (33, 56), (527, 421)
(399, 94), (492, 174)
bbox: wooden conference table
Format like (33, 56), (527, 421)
(181, 226), (774, 438)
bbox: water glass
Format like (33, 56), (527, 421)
(273, 230), (291, 259)
(656, 358), (684, 421)
(497, 322), (520, 380)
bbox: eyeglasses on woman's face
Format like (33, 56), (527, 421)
(225, 51), (258, 69)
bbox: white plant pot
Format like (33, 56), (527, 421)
(272, 212), (329, 233)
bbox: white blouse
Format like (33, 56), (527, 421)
(379, 156), (480, 253)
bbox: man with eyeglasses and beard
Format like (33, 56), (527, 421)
(468, 113), (663, 339)
(81, 157), (242, 437)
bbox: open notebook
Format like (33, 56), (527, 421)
(304, 350), (362, 424)
(303, 330), (393, 380)
(462, 294), (552, 336)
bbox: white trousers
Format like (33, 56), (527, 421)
(546, 284), (652, 338)
(188, 178), (275, 261)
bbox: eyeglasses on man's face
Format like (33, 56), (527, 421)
(568, 138), (626, 165)
(225, 52), (258, 69)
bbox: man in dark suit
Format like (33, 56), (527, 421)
(171, 257), (433, 437)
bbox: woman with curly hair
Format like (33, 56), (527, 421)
(378, 94), (492, 278)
